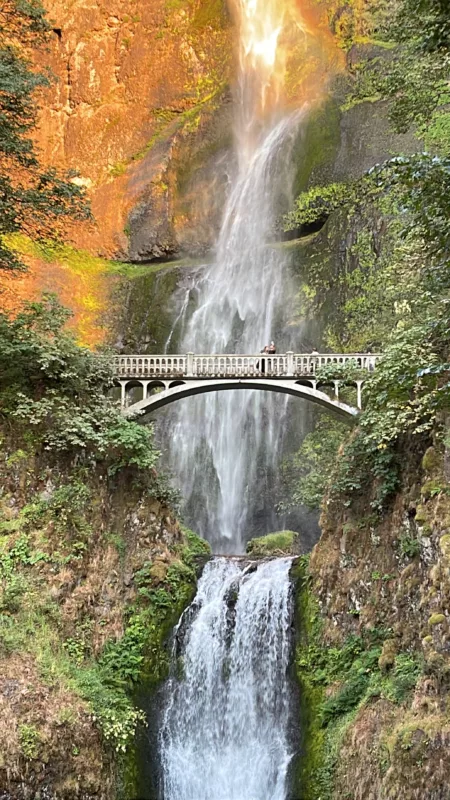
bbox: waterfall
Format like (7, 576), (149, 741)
(159, 557), (295, 800)
(164, 0), (307, 553)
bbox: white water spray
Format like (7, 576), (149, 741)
(159, 557), (295, 800)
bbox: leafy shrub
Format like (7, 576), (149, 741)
(399, 534), (421, 559)
(388, 654), (423, 702)
(18, 724), (41, 760)
(279, 415), (348, 512)
(321, 672), (369, 725)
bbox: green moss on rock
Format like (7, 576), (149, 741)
(291, 556), (326, 800)
(246, 530), (299, 556)
(428, 613), (446, 627)
(292, 99), (342, 197)
(422, 446), (441, 473)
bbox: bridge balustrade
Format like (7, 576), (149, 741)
(192, 355), (288, 377)
(293, 354), (378, 374)
(114, 355), (187, 377)
(113, 353), (380, 380)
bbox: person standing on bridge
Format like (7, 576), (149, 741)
(311, 347), (319, 373)
(268, 341), (276, 355)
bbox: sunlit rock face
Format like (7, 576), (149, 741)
(34, 0), (233, 259)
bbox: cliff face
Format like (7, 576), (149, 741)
(296, 429), (450, 800)
(34, 0), (232, 260)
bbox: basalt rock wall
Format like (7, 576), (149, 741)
(35, 0), (233, 261)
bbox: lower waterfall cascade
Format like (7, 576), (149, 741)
(158, 557), (295, 800)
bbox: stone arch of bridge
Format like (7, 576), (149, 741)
(120, 378), (360, 421)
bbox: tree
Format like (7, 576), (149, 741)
(0, 0), (90, 271)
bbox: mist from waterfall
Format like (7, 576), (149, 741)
(164, 0), (307, 553)
(159, 557), (295, 800)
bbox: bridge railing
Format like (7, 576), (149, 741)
(192, 355), (288, 376)
(113, 353), (381, 379)
(113, 355), (187, 377)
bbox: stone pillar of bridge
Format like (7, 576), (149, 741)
(120, 381), (127, 408)
(186, 352), (194, 377)
(356, 380), (364, 410)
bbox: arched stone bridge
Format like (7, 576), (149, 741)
(113, 352), (380, 421)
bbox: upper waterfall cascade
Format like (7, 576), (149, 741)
(159, 0), (315, 553)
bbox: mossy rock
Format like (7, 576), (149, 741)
(291, 99), (341, 196)
(246, 530), (300, 556)
(149, 559), (169, 584)
(421, 480), (444, 501)
(422, 446), (441, 473)
(428, 613), (446, 627)
(378, 639), (397, 672)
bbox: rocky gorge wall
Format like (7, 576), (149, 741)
(294, 427), (450, 800)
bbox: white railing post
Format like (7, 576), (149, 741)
(286, 352), (294, 376)
(186, 352), (194, 377)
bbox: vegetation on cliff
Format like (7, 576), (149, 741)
(282, 0), (450, 519)
(0, 294), (209, 796)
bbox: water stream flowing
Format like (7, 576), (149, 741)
(153, 3), (312, 796)
(159, 557), (295, 800)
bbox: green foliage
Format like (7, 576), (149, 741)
(388, 653), (423, 703)
(0, 291), (197, 755)
(0, 295), (173, 496)
(295, 560), (423, 797)
(279, 415), (348, 512)
(180, 527), (211, 563)
(315, 361), (367, 382)
(0, 524), (204, 754)
(321, 671), (370, 725)
(0, 0), (90, 271)
(399, 533), (421, 559)
(283, 183), (351, 230)
(345, 0), (450, 146)
(285, 149), (450, 515)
